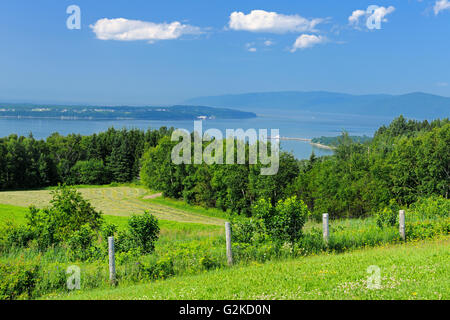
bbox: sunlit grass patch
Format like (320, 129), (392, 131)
(0, 186), (225, 225)
(47, 236), (450, 300)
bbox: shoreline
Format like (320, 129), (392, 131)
(310, 142), (336, 150)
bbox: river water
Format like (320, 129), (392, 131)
(0, 111), (393, 160)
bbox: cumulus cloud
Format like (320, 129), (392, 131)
(434, 0), (450, 15)
(371, 6), (396, 22)
(348, 10), (366, 26)
(228, 10), (324, 33)
(90, 18), (202, 42)
(348, 6), (395, 28)
(264, 40), (274, 46)
(290, 34), (326, 52)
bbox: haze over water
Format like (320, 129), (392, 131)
(0, 111), (393, 160)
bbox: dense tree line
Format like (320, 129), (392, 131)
(0, 116), (448, 219)
(141, 116), (449, 219)
(0, 127), (173, 190)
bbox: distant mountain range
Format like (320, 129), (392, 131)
(185, 91), (450, 119)
(0, 104), (256, 121)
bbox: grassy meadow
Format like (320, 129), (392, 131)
(0, 186), (224, 225)
(46, 236), (450, 300)
(0, 185), (448, 300)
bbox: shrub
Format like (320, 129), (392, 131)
(253, 196), (310, 245)
(406, 218), (450, 240)
(66, 224), (101, 261)
(0, 260), (40, 300)
(376, 199), (400, 228)
(0, 223), (35, 252)
(25, 185), (104, 249)
(133, 256), (175, 281)
(231, 217), (266, 244)
(127, 211), (160, 254)
(409, 196), (450, 220)
(101, 223), (118, 240)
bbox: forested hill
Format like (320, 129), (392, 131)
(311, 135), (373, 147)
(185, 91), (450, 119)
(0, 104), (256, 120)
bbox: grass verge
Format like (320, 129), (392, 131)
(46, 236), (449, 300)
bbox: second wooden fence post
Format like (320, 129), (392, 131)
(225, 222), (233, 266)
(108, 236), (117, 286)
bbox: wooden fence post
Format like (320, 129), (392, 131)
(323, 213), (329, 244)
(108, 236), (117, 285)
(225, 222), (233, 266)
(399, 210), (406, 241)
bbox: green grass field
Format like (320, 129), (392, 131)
(0, 186), (224, 225)
(46, 236), (450, 300)
(1, 186), (448, 300)
(0, 203), (223, 242)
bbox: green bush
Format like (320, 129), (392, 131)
(0, 260), (39, 300)
(66, 224), (101, 261)
(231, 217), (266, 244)
(376, 199), (400, 228)
(23, 185), (104, 250)
(409, 196), (450, 220)
(0, 223), (35, 251)
(406, 218), (450, 240)
(132, 256), (175, 281)
(253, 196), (310, 245)
(127, 211), (160, 254)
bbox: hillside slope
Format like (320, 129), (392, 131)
(185, 91), (450, 119)
(52, 237), (449, 300)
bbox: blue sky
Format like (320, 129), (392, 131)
(1, 0), (449, 105)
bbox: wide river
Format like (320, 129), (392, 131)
(0, 111), (394, 160)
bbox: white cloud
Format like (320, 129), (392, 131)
(291, 34), (326, 52)
(437, 82), (449, 87)
(348, 6), (395, 28)
(434, 0), (450, 15)
(264, 40), (274, 46)
(90, 18), (202, 42)
(348, 10), (366, 26)
(228, 10), (324, 33)
(245, 42), (257, 52)
(372, 6), (396, 22)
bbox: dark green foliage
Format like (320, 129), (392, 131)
(1, 185), (104, 251)
(140, 136), (186, 198)
(311, 135), (372, 147)
(376, 199), (400, 228)
(139, 117), (448, 220)
(0, 260), (39, 300)
(140, 138), (300, 216)
(68, 159), (109, 185)
(409, 196), (450, 219)
(127, 212), (160, 254)
(109, 212), (160, 255)
(252, 196), (310, 245)
(66, 224), (101, 261)
(0, 127), (173, 190)
(291, 118), (449, 219)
